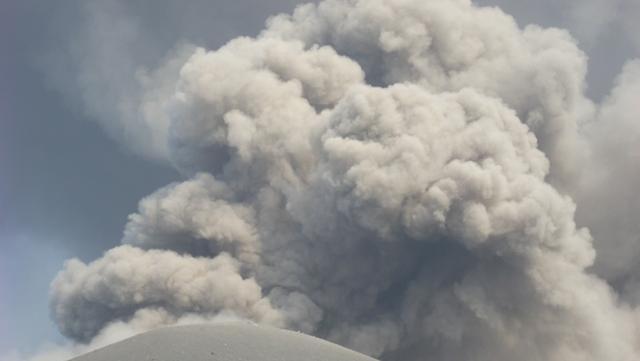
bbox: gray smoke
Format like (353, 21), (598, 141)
(576, 60), (640, 298)
(48, 1), (640, 360)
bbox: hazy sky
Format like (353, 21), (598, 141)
(1, 1), (312, 354)
(1, 0), (638, 358)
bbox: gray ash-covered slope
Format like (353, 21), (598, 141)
(70, 323), (378, 361)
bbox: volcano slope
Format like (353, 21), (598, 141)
(70, 323), (378, 361)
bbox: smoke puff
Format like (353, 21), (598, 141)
(51, 246), (285, 342)
(264, 0), (592, 188)
(123, 174), (261, 265)
(576, 60), (640, 296)
(50, 1), (640, 360)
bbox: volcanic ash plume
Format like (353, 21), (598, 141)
(50, 1), (640, 360)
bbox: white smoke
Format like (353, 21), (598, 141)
(45, 0), (640, 360)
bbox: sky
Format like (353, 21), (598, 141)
(1, 0), (639, 360)
(1, 0), (314, 354)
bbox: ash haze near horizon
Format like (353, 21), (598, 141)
(1, 0), (640, 360)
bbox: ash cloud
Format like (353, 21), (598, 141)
(46, 0), (640, 360)
(576, 60), (640, 297)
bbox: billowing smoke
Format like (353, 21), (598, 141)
(576, 60), (640, 300)
(48, 0), (640, 360)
